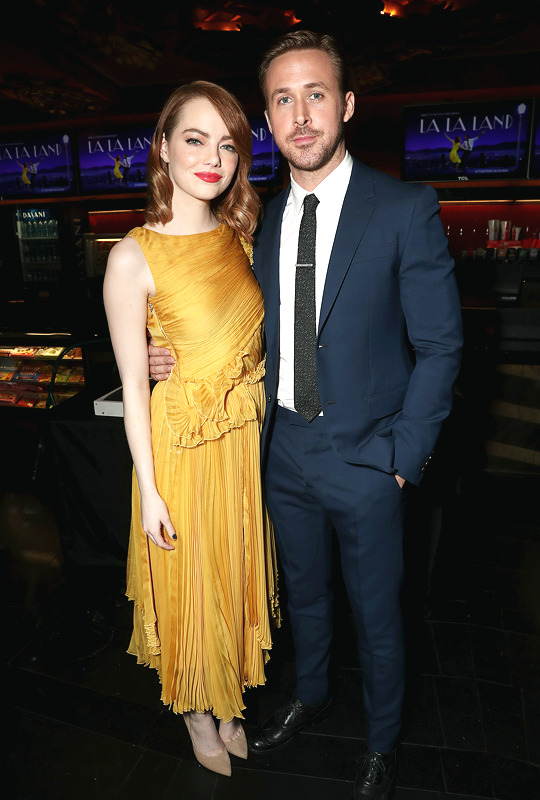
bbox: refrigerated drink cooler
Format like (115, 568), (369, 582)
(14, 207), (61, 284)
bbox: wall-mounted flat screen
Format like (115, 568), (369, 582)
(77, 126), (154, 193)
(402, 100), (531, 182)
(248, 116), (280, 184)
(77, 118), (280, 192)
(0, 133), (75, 198)
(528, 103), (540, 178)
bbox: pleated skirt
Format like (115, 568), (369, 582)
(126, 377), (279, 721)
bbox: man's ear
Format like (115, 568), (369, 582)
(343, 91), (355, 123)
(160, 134), (169, 163)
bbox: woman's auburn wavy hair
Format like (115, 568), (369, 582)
(145, 81), (260, 242)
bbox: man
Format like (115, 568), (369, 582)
(149, 30), (463, 800)
(27, 158), (43, 187)
(459, 132), (485, 172)
(120, 150), (139, 184)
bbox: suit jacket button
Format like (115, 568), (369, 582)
(267, 395), (272, 403)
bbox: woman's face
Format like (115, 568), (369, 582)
(160, 97), (239, 205)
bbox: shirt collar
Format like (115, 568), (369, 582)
(289, 151), (353, 217)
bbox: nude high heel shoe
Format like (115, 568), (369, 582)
(221, 725), (248, 759)
(184, 715), (232, 777)
(191, 742), (232, 776)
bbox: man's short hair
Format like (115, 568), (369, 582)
(258, 30), (347, 102)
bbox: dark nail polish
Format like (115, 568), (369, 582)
(172, 534), (177, 540)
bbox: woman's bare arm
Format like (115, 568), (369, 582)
(103, 236), (175, 549)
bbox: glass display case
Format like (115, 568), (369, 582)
(0, 333), (85, 409)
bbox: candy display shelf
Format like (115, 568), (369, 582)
(0, 333), (86, 410)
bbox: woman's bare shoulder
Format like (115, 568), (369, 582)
(107, 234), (147, 275)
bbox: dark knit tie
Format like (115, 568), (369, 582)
(294, 193), (321, 421)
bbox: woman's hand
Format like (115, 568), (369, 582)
(141, 492), (177, 550)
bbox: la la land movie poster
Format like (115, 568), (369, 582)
(248, 116), (280, 184)
(79, 121), (279, 191)
(77, 127), (154, 193)
(402, 100), (531, 182)
(0, 133), (75, 198)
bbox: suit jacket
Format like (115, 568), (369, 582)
(253, 158), (463, 486)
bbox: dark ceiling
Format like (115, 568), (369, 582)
(1, 0), (540, 129)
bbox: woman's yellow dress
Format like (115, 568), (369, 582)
(449, 140), (461, 165)
(125, 224), (279, 721)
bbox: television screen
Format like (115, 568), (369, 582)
(77, 126), (154, 193)
(77, 118), (280, 192)
(528, 102), (540, 178)
(0, 133), (75, 198)
(402, 100), (531, 182)
(249, 116), (280, 183)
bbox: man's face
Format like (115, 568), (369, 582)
(264, 48), (354, 184)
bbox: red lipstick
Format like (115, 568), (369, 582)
(194, 172), (221, 183)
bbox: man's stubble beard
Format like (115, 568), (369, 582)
(281, 119), (345, 174)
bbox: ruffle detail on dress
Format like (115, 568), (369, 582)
(239, 237), (254, 266)
(126, 595), (162, 662)
(162, 351), (266, 448)
(144, 621), (162, 655)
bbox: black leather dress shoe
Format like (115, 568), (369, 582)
(248, 697), (332, 754)
(353, 750), (396, 800)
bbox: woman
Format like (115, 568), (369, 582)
(108, 153), (124, 185)
(103, 82), (279, 777)
(444, 133), (462, 173)
(17, 161), (31, 190)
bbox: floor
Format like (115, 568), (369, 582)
(2, 402), (540, 800)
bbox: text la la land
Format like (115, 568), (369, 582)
(86, 136), (151, 154)
(419, 114), (519, 134)
(0, 143), (68, 161)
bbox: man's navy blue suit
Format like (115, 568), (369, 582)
(253, 157), (463, 754)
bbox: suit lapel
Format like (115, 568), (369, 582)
(318, 161), (376, 334)
(254, 187), (290, 362)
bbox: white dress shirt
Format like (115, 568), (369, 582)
(277, 151), (353, 412)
